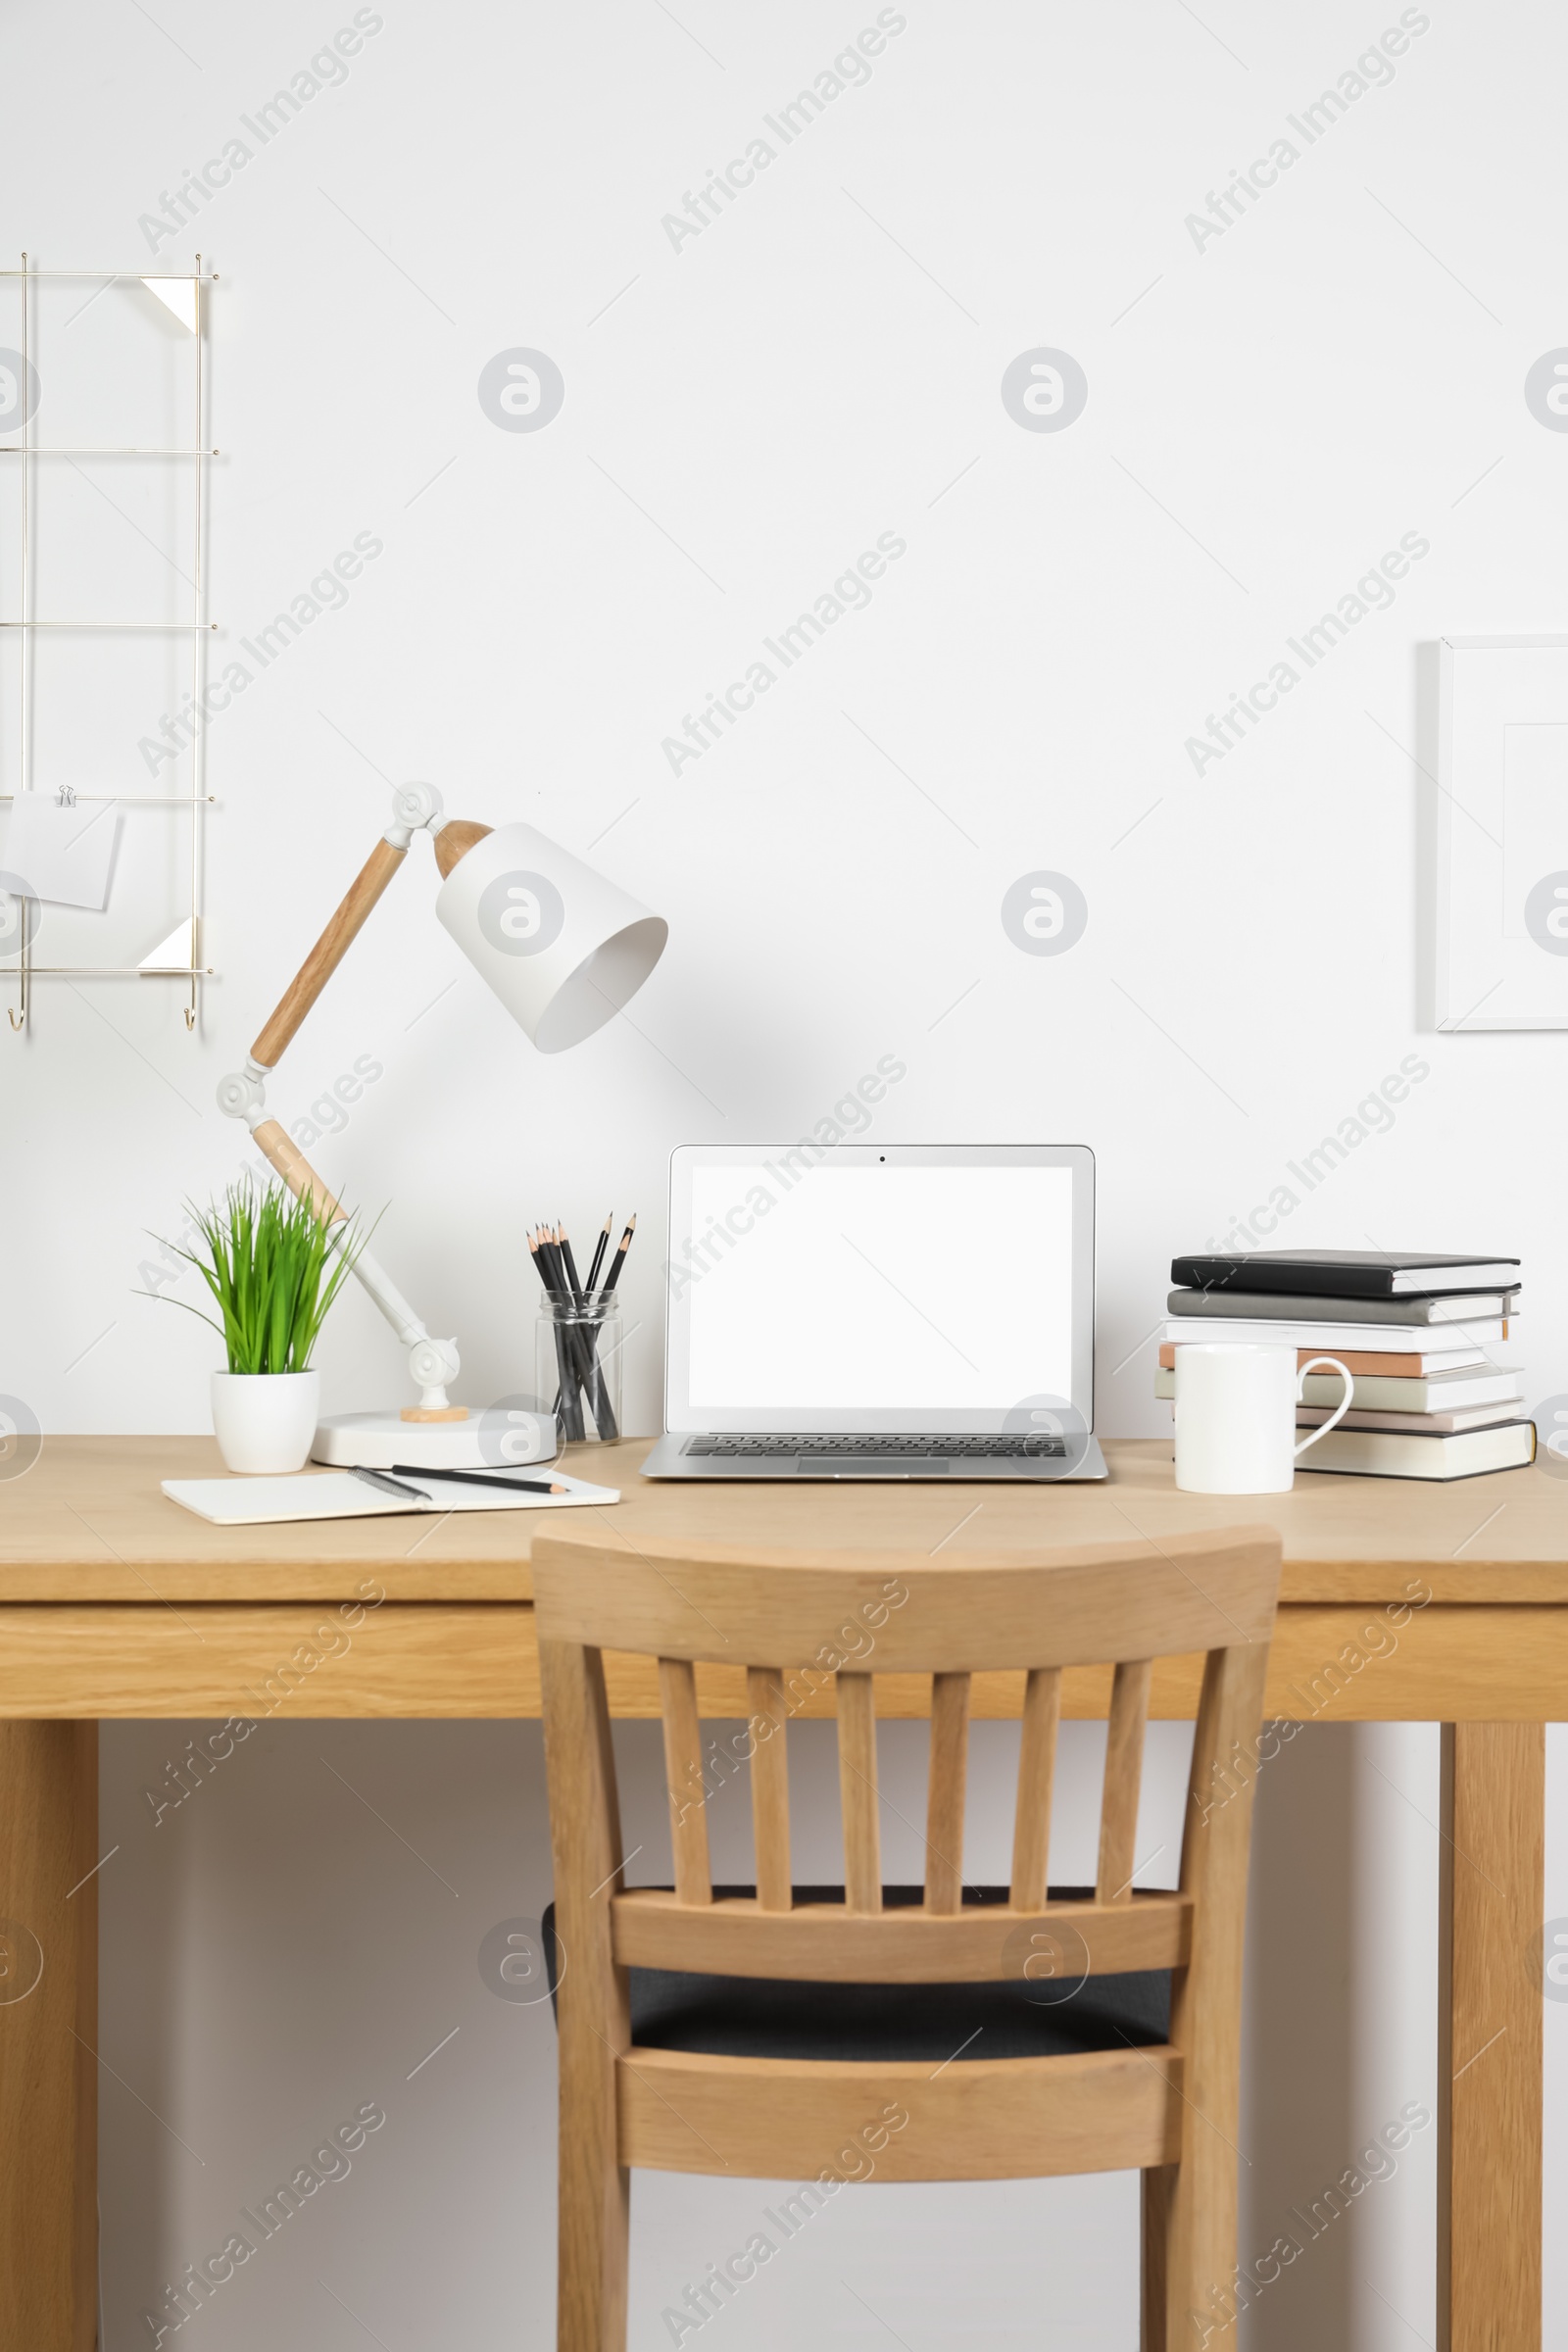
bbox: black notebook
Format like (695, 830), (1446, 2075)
(1169, 1250), (1521, 1300)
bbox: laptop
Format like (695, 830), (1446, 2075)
(640, 1144), (1106, 1481)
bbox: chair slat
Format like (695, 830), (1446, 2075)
(925, 1671), (971, 1914)
(612, 1887), (1194, 1980)
(1097, 1658), (1153, 1904)
(658, 1656), (711, 1904)
(746, 1667), (792, 1911)
(1009, 1665), (1063, 1909)
(837, 1671), (881, 1914)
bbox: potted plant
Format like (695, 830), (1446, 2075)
(151, 1178), (362, 1473)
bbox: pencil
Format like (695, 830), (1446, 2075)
(531, 1228), (583, 1437)
(602, 1214), (636, 1295)
(563, 1219), (619, 1439)
(558, 1225), (605, 1437)
(538, 1227), (568, 1298)
(390, 1462), (566, 1496)
(585, 1212), (612, 1297)
(349, 1464), (428, 1502)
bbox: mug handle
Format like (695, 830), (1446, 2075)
(1293, 1356), (1354, 1457)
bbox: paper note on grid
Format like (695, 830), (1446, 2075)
(3, 794), (121, 909)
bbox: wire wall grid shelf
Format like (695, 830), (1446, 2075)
(1, 253), (219, 1032)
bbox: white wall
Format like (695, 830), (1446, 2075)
(2, 0), (1565, 2342)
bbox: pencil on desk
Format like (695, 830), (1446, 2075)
(390, 1462), (566, 1496)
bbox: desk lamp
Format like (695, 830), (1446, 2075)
(217, 783), (667, 1468)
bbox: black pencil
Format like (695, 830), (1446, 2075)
(538, 1227), (568, 1298)
(390, 1462), (566, 1496)
(530, 1229), (583, 1437)
(555, 1225), (604, 1437)
(585, 1212), (612, 1297)
(602, 1215), (636, 1295)
(533, 1233), (573, 1334)
(563, 1220), (620, 1438)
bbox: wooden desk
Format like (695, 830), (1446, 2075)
(3, 1435), (1560, 2350)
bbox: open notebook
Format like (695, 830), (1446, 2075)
(162, 1468), (619, 1526)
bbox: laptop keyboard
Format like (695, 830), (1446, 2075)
(683, 1434), (1068, 1459)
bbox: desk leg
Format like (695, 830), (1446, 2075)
(0, 1722), (98, 2352)
(1438, 1723), (1543, 2352)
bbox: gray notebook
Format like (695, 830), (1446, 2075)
(1167, 1288), (1517, 1328)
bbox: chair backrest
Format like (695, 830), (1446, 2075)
(533, 1523), (1281, 2001)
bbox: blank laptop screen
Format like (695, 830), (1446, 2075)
(680, 1159), (1075, 1416)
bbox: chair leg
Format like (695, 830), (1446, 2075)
(555, 2067), (629, 2352)
(1161, 2135), (1239, 2351)
(1141, 2166), (1170, 2351)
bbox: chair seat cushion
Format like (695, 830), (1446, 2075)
(543, 1886), (1171, 2065)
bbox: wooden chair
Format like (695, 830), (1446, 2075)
(533, 1521), (1282, 2351)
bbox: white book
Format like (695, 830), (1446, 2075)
(1296, 1402), (1523, 1435)
(1295, 1422), (1536, 1481)
(1155, 1364), (1522, 1412)
(162, 1468), (619, 1526)
(1161, 1319), (1506, 1356)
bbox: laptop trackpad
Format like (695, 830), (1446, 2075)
(807, 1456), (949, 1476)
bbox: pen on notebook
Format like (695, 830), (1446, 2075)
(349, 1465), (429, 1502)
(585, 1212), (612, 1296)
(390, 1463), (566, 1496)
(602, 1214), (636, 1294)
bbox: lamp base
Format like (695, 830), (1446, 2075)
(311, 1407), (558, 1471)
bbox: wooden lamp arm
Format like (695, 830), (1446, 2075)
(248, 811), (492, 1070)
(251, 834), (408, 1069)
(250, 1117), (346, 1225)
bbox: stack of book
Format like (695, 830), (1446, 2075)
(1156, 1250), (1535, 1481)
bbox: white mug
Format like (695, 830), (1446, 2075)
(1173, 1344), (1354, 1494)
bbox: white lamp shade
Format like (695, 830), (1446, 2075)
(435, 821), (667, 1053)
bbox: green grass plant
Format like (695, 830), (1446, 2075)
(150, 1177), (364, 1374)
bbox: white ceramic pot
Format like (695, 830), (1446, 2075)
(211, 1370), (320, 1474)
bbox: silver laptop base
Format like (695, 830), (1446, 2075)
(640, 1433), (1108, 1481)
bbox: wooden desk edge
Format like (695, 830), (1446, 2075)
(0, 1600), (1565, 1720)
(2, 1560), (1568, 1604)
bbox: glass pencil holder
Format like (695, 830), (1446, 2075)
(536, 1291), (622, 1446)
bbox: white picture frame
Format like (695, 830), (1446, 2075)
(1436, 634), (1568, 1030)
